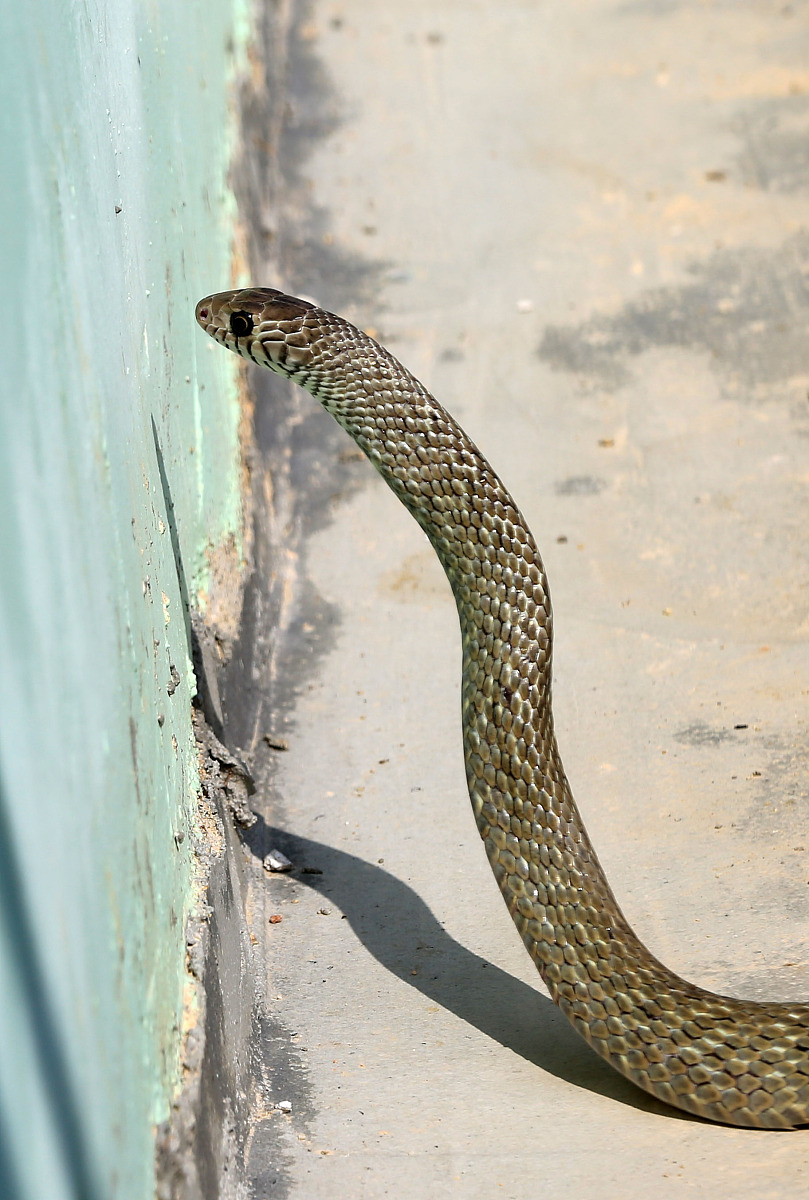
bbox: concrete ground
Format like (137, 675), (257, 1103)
(231, 2), (809, 1195)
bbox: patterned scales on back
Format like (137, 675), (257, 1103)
(196, 287), (809, 1128)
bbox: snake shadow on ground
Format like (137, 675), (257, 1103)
(240, 810), (698, 1125)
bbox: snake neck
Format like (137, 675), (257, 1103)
(301, 336), (555, 665)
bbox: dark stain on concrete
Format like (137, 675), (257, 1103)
(244, 1007), (315, 1197)
(538, 233), (809, 396)
(555, 475), (606, 496)
(734, 95), (809, 195)
(224, 0), (394, 768)
(673, 722), (737, 747)
(234, 0), (388, 313)
(213, 2), (395, 1194)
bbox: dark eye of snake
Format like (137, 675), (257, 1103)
(229, 311), (254, 337)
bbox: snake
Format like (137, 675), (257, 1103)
(196, 286), (809, 1128)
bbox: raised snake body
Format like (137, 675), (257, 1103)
(196, 287), (809, 1128)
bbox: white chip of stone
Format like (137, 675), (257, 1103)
(264, 849), (293, 872)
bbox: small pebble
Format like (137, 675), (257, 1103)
(264, 849), (293, 872)
(277, 1100), (293, 1114)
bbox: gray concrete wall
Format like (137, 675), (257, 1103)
(0, 3), (250, 1197)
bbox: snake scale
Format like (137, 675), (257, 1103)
(196, 286), (809, 1128)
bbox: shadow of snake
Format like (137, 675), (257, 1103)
(240, 810), (694, 1123)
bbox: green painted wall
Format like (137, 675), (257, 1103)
(0, 2), (248, 1197)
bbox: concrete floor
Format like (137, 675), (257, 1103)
(235, 2), (809, 1195)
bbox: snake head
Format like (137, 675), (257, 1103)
(195, 288), (319, 374)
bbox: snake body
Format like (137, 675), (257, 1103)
(196, 287), (809, 1128)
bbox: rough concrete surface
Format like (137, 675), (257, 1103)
(222, 1), (809, 1195)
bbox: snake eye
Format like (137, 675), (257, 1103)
(229, 311), (254, 337)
